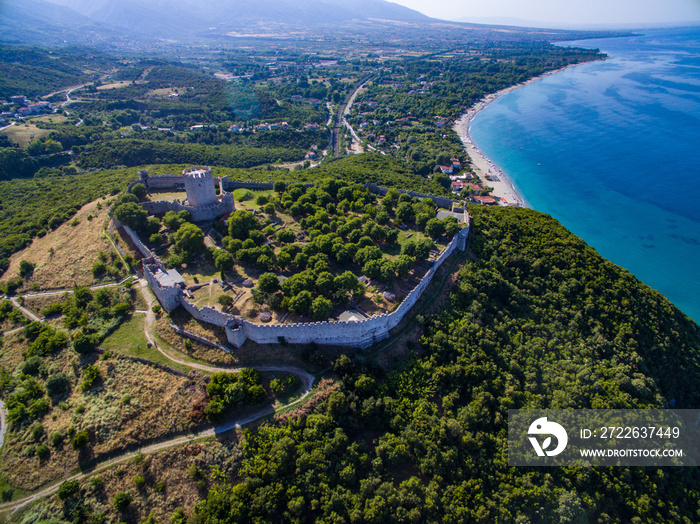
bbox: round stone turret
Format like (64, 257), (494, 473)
(183, 166), (217, 208)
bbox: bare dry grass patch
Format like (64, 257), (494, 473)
(1, 122), (52, 147)
(0, 346), (208, 492)
(0, 200), (118, 291)
(19, 438), (243, 524)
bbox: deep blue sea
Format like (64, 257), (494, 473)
(469, 26), (700, 323)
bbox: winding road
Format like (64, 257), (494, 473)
(0, 279), (316, 517)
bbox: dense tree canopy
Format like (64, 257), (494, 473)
(192, 206), (700, 523)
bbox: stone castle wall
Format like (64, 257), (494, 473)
(139, 190), (234, 222)
(138, 171), (185, 190)
(220, 177), (274, 191)
(180, 297), (234, 328)
(115, 220), (155, 259)
(365, 183), (455, 209)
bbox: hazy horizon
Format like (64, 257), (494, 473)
(390, 0), (700, 29)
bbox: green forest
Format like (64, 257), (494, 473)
(191, 206), (700, 523)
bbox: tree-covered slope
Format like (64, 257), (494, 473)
(192, 206), (700, 523)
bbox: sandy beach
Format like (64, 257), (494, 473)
(452, 67), (576, 208)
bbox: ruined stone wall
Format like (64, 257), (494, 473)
(220, 177), (274, 191)
(141, 195), (234, 222)
(365, 183), (455, 209)
(142, 200), (184, 216)
(114, 220), (155, 259)
(170, 323), (230, 353)
(141, 174), (185, 190)
(180, 298), (235, 328)
(225, 314), (391, 349)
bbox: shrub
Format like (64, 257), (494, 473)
(257, 272), (280, 294)
(151, 304), (161, 314)
(277, 229), (296, 243)
(134, 475), (146, 489)
(311, 296), (332, 320)
(246, 384), (266, 403)
(19, 260), (35, 278)
(57, 480), (80, 500)
(46, 372), (71, 397)
(149, 233), (165, 245)
(71, 431), (89, 450)
(36, 444), (49, 460)
(80, 365), (101, 391)
(20, 356), (44, 376)
(73, 332), (95, 355)
(113, 491), (133, 511)
(40, 302), (64, 317)
(131, 183), (147, 200)
(90, 476), (104, 489)
(50, 431), (64, 448)
(91, 262), (107, 277)
(217, 295), (233, 308)
(31, 423), (44, 441)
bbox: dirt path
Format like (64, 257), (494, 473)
(0, 400), (7, 453)
(8, 298), (41, 323)
(19, 275), (135, 300)
(0, 280), (316, 517)
(0, 387), (311, 516)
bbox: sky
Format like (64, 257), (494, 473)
(390, 0), (700, 28)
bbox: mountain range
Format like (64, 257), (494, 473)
(0, 0), (628, 49)
(21, 0), (428, 38)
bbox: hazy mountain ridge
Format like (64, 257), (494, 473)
(0, 0), (128, 46)
(41, 0), (428, 36)
(0, 0), (632, 51)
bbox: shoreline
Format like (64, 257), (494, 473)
(452, 66), (579, 208)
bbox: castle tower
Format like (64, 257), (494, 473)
(183, 166), (217, 208)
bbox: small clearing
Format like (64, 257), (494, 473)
(0, 123), (51, 148)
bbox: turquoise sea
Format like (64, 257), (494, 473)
(469, 26), (700, 322)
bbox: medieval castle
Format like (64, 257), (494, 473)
(117, 167), (470, 350)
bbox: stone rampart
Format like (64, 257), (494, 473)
(365, 183), (455, 209)
(114, 220), (155, 260)
(140, 174), (185, 190)
(226, 313), (392, 348)
(180, 298), (234, 328)
(220, 177), (274, 191)
(169, 323), (230, 353)
(141, 194), (234, 222)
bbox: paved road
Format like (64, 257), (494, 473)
(332, 75), (373, 157)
